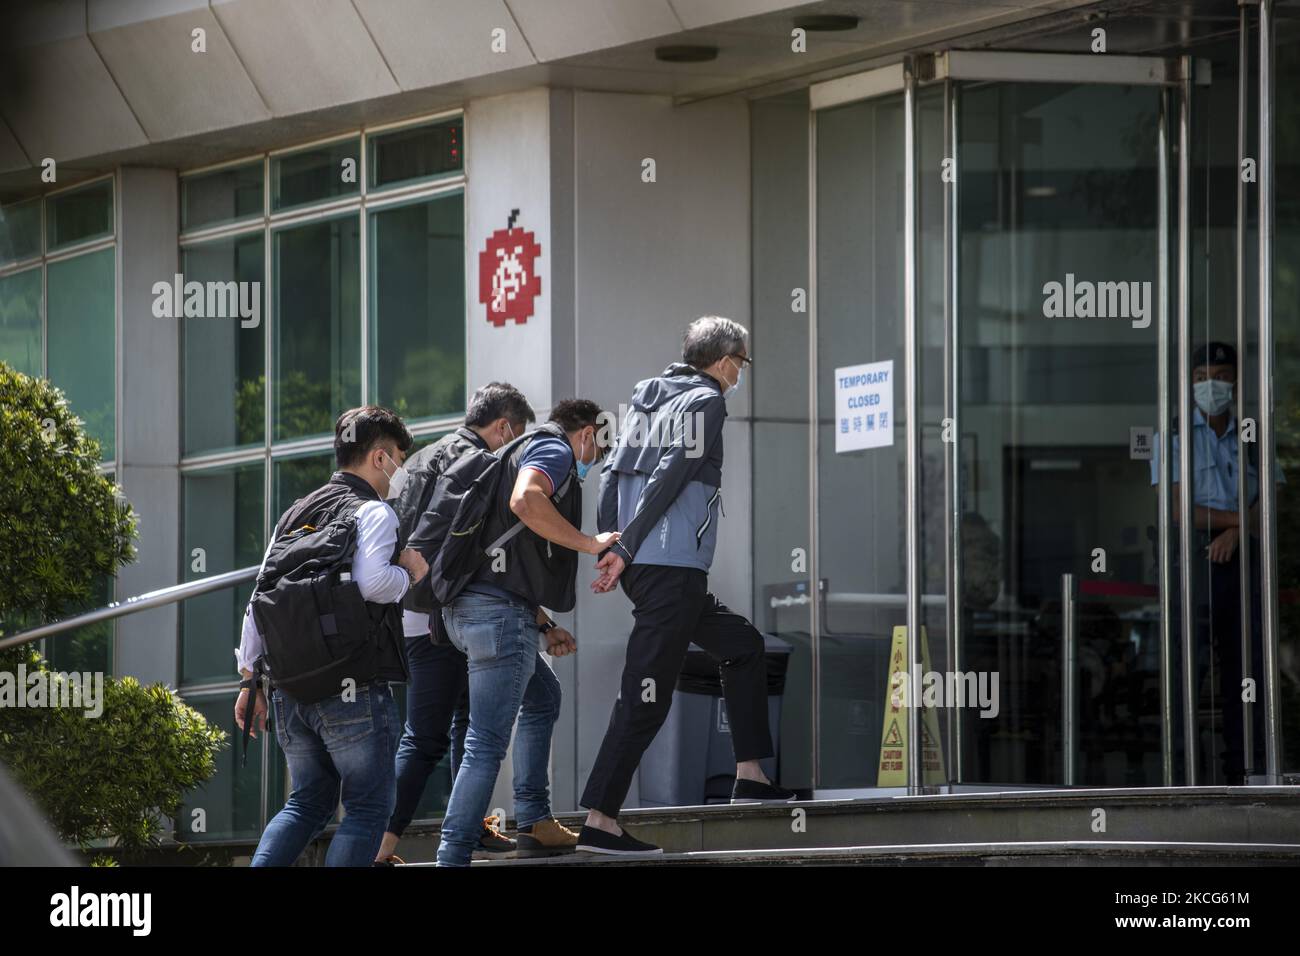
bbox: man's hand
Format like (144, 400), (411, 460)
(1208, 526), (1241, 564)
(544, 625), (577, 657)
(585, 531), (620, 556)
(398, 547), (429, 582)
(591, 549), (626, 594)
(235, 686), (268, 737)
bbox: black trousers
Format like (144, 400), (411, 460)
(1171, 535), (1266, 783)
(387, 634), (469, 837)
(580, 564), (773, 818)
(1205, 546), (1265, 782)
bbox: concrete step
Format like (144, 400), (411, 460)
(389, 786), (1300, 865)
(414, 840), (1300, 867)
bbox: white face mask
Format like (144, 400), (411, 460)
(724, 356), (744, 398)
(380, 451), (408, 500)
(1194, 379), (1233, 417)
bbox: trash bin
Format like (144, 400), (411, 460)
(638, 634), (791, 808)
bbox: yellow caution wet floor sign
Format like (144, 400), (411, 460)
(877, 625), (947, 787)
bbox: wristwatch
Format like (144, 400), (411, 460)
(538, 619), (557, 634)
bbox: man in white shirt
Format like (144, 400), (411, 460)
(235, 405), (428, 866)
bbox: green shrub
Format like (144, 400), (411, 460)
(0, 362), (226, 855)
(0, 362), (134, 620)
(0, 644), (226, 854)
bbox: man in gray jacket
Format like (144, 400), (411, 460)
(577, 315), (796, 857)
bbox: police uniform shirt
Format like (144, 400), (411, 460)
(1148, 407), (1285, 510)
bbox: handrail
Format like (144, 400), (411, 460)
(0, 566), (259, 652)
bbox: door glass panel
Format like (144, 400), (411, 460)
(957, 82), (1164, 786)
(815, 93), (907, 789)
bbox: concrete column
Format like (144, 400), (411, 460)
(113, 166), (179, 688)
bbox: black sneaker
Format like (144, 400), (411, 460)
(575, 824), (663, 857)
(731, 778), (799, 804)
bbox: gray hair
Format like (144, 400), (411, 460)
(682, 315), (748, 370)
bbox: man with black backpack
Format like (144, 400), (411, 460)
(375, 382), (541, 864)
(234, 406), (428, 867)
(431, 399), (616, 866)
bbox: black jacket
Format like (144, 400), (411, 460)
(472, 423), (582, 612)
(401, 426), (491, 615)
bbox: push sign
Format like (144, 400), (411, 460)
(835, 360), (894, 453)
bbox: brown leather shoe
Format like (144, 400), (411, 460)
(515, 818), (579, 859)
(471, 814), (516, 860)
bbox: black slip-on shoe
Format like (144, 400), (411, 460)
(575, 824), (663, 857)
(731, 778), (799, 804)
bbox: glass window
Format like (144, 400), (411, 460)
(0, 198), (41, 265)
(368, 117), (463, 191)
(272, 451), (335, 517)
(273, 214), (360, 442)
(814, 93), (909, 789)
(0, 267), (42, 376)
(181, 461), (265, 686)
(368, 192), (465, 420)
(176, 692), (268, 842)
(47, 247), (115, 460)
(750, 92), (812, 793)
(271, 138), (361, 212)
(45, 575), (113, 676)
(182, 233), (267, 456)
(1269, 38), (1300, 779)
(48, 180), (113, 251)
(182, 162), (263, 232)
(956, 82), (1162, 786)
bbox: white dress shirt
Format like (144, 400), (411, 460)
(236, 498), (409, 674)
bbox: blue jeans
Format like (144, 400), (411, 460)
(388, 635), (470, 837)
(251, 683), (400, 867)
(436, 590), (561, 867)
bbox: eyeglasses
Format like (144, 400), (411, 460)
(731, 353), (753, 367)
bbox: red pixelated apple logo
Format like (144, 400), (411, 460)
(478, 209), (541, 326)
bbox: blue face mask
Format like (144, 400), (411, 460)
(576, 434), (594, 481)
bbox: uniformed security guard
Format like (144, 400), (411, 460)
(1150, 341), (1284, 783)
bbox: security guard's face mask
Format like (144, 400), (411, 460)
(1193, 378), (1234, 417)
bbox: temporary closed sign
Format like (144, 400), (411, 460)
(834, 359), (893, 453)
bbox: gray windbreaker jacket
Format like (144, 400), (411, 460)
(597, 362), (727, 571)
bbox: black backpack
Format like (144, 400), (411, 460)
(241, 498), (401, 767)
(422, 424), (571, 605)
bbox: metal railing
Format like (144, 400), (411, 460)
(0, 567), (259, 652)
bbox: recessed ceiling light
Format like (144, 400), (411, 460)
(655, 45), (719, 63)
(793, 15), (860, 32)
(1025, 185), (1058, 198)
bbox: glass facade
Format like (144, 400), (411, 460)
(175, 115), (466, 841)
(47, 247), (117, 460)
(0, 178), (118, 675)
(753, 21), (1300, 794)
(0, 178), (117, 462)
